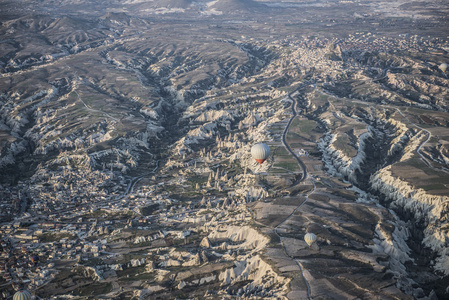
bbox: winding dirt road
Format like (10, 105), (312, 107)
(273, 84), (315, 300)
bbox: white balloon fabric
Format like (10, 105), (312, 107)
(304, 232), (317, 247)
(13, 290), (32, 300)
(251, 143), (270, 164)
(439, 63), (448, 72)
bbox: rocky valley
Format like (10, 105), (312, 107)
(0, 0), (449, 299)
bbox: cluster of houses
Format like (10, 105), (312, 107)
(338, 32), (446, 53)
(0, 217), (117, 292)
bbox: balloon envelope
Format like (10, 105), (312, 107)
(251, 143), (270, 164)
(13, 290), (32, 300)
(439, 63), (448, 72)
(304, 233), (316, 247)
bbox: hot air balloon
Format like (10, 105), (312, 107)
(13, 290), (32, 300)
(251, 143), (270, 164)
(31, 255), (39, 265)
(439, 63), (448, 72)
(304, 233), (316, 247)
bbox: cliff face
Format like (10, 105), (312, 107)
(318, 129), (372, 183)
(324, 117), (449, 282)
(311, 52), (449, 294)
(370, 166), (449, 276)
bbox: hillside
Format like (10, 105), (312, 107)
(0, 0), (449, 299)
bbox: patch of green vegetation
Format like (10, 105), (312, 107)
(72, 282), (112, 297)
(79, 258), (104, 267)
(269, 168), (290, 174)
(38, 232), (76, 243)
(164, 184), (183, 193)
(286, 131), (301, 141)
(189, 174), (208, 184)
(308, 90), (329, 102)
(290, 118), (317, 135)
(140, 203), (159, 216)
(274, 161), (300, 172)
(273, 146), (290, 156)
